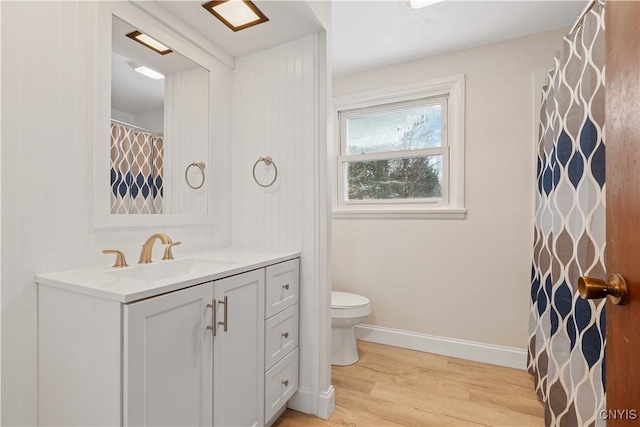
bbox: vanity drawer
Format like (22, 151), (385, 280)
(265, 348), (298, 422)
(265, 304), (299, 371)
(265, 259), (299, 318)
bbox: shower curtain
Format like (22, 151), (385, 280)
(528, 2), (606, 426)
(110, 121), (164, 214)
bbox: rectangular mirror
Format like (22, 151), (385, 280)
(111, 15), (209, 216)
(93, 2), (222, 228)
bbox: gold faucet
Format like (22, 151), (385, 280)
(103, 249), (129, 268)
(162, 242), (182, 261)
(138, 233), (173, 264)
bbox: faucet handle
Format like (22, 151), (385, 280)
(162, 242), (182, 260)
(103, 249), (129, 268)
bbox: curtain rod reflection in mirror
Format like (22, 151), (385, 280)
(111, 119), (164, 137)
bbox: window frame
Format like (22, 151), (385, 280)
(338, 97), (449, 206)
(332, 74), (466, 219)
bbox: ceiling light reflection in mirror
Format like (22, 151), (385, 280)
(126, 30), (173, 55)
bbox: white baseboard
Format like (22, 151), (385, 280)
(286, 385), (335, 420)
(317, 386), (335, 420)
(355, 324), (527, 370)
(287, 386), (312, 414)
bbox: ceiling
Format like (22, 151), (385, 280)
(331, 1), (589, 76)
(156, 0), (588, 77)
(112, 0), (589, 116)
(158, 1), (325, 58)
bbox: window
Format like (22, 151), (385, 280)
(333, 74), (466, 219)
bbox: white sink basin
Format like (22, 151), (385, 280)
(108, 258), (235, 283)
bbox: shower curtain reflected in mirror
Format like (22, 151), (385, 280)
(110, 121), (164, 214)
(528, 2), (606, 426)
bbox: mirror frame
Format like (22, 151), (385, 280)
(93, 2), (219, 228)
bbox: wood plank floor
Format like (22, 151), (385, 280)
(273, 340), (544, 427)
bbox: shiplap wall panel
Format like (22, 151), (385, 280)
(209, 56), (233, 236)
(1, 3), (232, 424)
(166, 67), (209, 215)
(231, 35), (315, 251)
(231, 34), (319, 412)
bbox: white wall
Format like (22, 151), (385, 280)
(231, 36), (316, 251)
(111, 107), (136, 124)
(332, 29), (565, 350)
(1, 3), (232, 424)
(165, 67), (210, 215)
(135, 109), (164, 134)
(231, 33), (329, 415)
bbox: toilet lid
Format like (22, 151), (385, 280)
(332, 291), (370, 309)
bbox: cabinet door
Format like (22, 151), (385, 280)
(213, 269), (265, 427)
(125, 282), (214, 427)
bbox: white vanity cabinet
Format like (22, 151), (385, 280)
(212, 269), (265, 427)
(37, 254), (299, 427)
(264, 259), (300, 425)
(125, 282), (214, 426)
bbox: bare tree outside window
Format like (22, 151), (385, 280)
(346, 156), (442, 200)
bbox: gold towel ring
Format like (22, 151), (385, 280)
(185, 162), (206, 190)
(252, 156), (278, 188)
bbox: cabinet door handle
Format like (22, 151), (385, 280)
(207, 299), (217, 336)
(282, 379), (289, 387)
(282, 332), (289, 339)
(218, 296), (228, 332)
(283, 284), (290, 290)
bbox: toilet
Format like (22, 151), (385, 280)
(331, 291), (372, 366)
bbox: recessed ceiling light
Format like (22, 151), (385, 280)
(409, 0), (446, 9)
(126, 31), (172, 55)
(130, 64), (165, 80)
(202, 0), (269, 32)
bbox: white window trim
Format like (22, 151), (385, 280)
(337, 97), (449, 206)
(332, 74), (466, 219)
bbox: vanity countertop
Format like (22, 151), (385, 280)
(36, 248), (300, 303)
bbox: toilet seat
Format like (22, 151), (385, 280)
(331, 291), (371, 319)
(332, 291), (370, 308)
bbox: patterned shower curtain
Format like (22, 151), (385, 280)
(110, 121), (164, 214)
(528, 2), (606, 426)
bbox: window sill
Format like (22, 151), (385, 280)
(332, 207), (467, 220)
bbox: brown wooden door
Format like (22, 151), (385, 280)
(605, 0), (640, 422)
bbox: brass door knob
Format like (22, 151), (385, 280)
(578, 273), (629, 305)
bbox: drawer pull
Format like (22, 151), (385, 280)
(282, 332), (289, 339)
(207, 299), (217, 336)
(218, 296), (228, 332)
(282, 379), (289, 387)
(283, 284), (290, 290)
